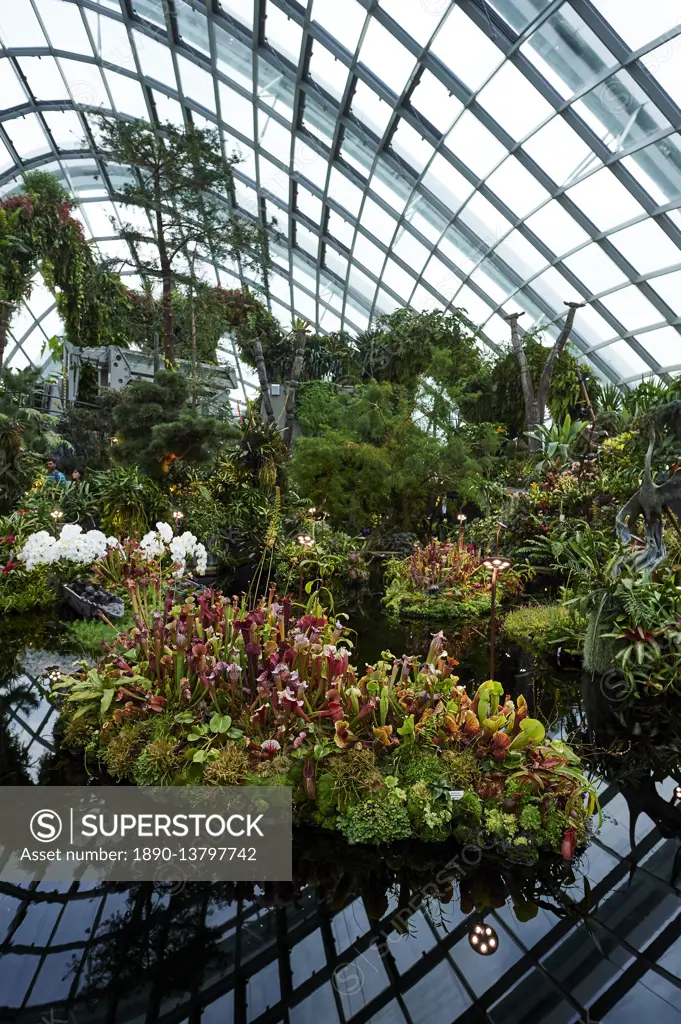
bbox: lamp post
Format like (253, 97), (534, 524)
(171, 510), (184, 535)
(457, 512), (467, 551)
(50, 509), (64, 522)
(482, 556), (512, 681)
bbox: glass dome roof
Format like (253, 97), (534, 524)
(1, 0), (680, 392)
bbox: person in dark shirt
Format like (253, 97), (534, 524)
(46, 458), (66, 485)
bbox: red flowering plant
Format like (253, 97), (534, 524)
(52, 585), (597, 855)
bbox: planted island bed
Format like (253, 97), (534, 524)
(382, 539), (525, 621)
(54, 586), (597, 856)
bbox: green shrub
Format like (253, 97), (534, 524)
(502, 603), (581, 654)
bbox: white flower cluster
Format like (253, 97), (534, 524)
(140, 523), (208, 578)
(19, 524), (116, 572)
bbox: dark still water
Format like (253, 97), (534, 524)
(1, 612), (681, 1023)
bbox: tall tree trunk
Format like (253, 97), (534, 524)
(253, 336), (275, 426)
(506, 302), (584, 451)
(154, 171), (175, 367)
(505, 311), (541, 450)
(536, 301), (585, 419)
(283, 326), (308, 450)
(0, 303), (10, 370)
(189, 284), (197, 409)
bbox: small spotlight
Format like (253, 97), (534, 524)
(308, 507), (317, 515)
(457, 513), (467, 523)
(50, 509), (64, 521)
(674, 784), (681, 802)
(297, 533), (313, 548)
(172, 510), (184, 521)
(469, 921), (498, 955)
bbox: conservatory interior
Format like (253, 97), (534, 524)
(1, 1), (681, 1022)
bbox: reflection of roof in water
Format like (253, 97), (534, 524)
(2, 646), (681, 1022)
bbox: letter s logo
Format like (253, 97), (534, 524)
(30, 809), (63, 843)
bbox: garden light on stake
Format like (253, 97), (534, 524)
(457, 512), (467, 550)
(469, 921), (498, 956)
(50, 510), (64, 521)
(172, 510), (184, 535)
(296, 533), (313, 549)
(482, 556), (512, 681)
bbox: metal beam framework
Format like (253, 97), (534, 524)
(0, 0), (680, 388)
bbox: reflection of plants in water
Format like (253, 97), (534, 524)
(0, 676), (39, 784)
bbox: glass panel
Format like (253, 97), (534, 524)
(257, 63), (294, 120)
(459, 192), (513, 248)
(17, 57), (65, 104)
(104, 70), (148, 118)
(525, 199), (591, 253)
(329, 167), (363, 216)
(422, 153), (473, 209)
(328, 209), (355, 248)
(259, 114), (291, 160)
(36, 0), (92, 54)
(0, 59), (28, 109)
(471, 263), (515, 304)
(641, 40), (681, 106)
(393, 227), (429, 274)
(265, 5), (303, 64)
(405, 194), (448, 243)
(214, 24), (253, 91)
(636, 325), (681, 366)
(219, 82), (254, 139)
(382, 257), (416, 298)
(622, 135), (681, 205)
(154, 90), (184, 125)
(293, 137), (327, 189)
(455, 284), (494, 324)
(649, 270), (681, 315)
(573, 70), (672, 153)
(302, 94), (335, 147)
(177, 57), (216, 112)
(312, 0), (366, 55)
(431, 7), (504, 91)
(340, 126), (374, 178)
(370, 160), (409, 213)
(598, 339), (653, 378)
(349, 264), (377, 299)
(486, 0), (555, 33)
(566, 167), (646, 231)
(0, 4), (47, 46)
(379, 0), (444, 46)
(478, 62), (554, 140)
(43, 111), (84, 151)
(297, 185), (323, 225)
(359, 18), (416, 96)
(391, 120), (433, 174)
(3, 114), (51, 160)
(361, 196), (397, 241)
(351, 79), (393, 136)
(259, 155), (288, 200)
(410, 70), (464, 133)
(59, 58), (111, 109)
(309, 42), (349, 101)
(591, 0), (681, 50)
(353, 233), (385, 275)
(133, 31), (174, 87)
(423, 256), (460, 301)
(216, 0), (253, 31)
(445, 111), (507, 179)
(563, 243), (628, 292)
(324, 245), (348, 279)
(486, 156), (551, 217)
(522, 4), (617, 100)
(609, 220), (681, 274)
(175, 1), (210, 55)
(496, 230), (549, 275)
(599, 285), (664, 330)
(523, 115), (601, 187)
(131, 0), (165, 29)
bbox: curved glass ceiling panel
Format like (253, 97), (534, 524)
(0, 0), (680, 388)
